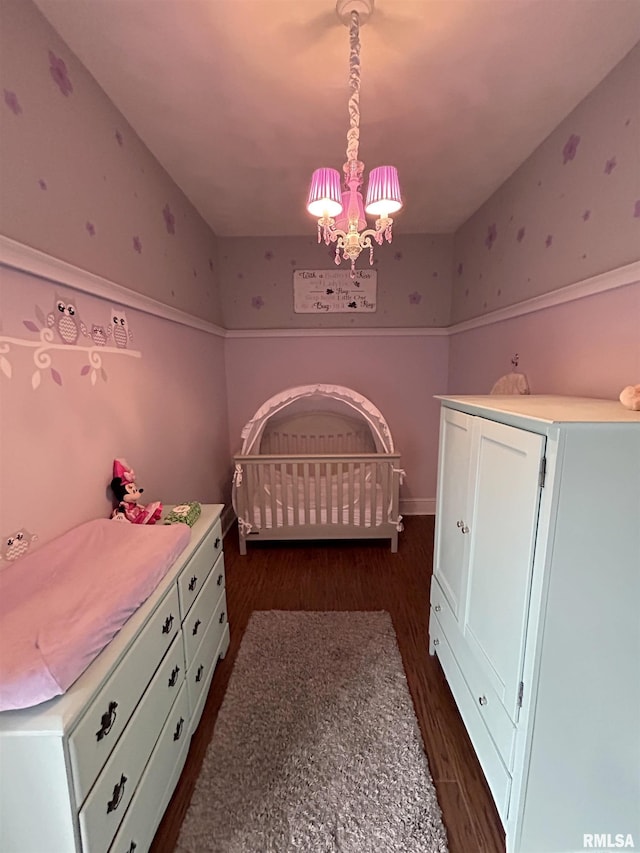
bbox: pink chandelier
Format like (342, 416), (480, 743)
(306, 0), (402, 277)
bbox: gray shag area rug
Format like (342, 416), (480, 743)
(176, 610), (449, 853)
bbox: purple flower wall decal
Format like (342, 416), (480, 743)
(457, 262), (463, 276)
(516, 226), (526, 242)
(634, 200), (640, 218)
(582, 210), (591, 222)
(4, 89), (22, 115)
(484, 223), (497, 250)
(432, 271), (439, 278)
(115, 129), (123, 146)
(264, 250), (274, 261)
(604, 157), (617, 175)
(237, 272), (244, 279)
(86, 221), (95, 236)
(408, 291), (422, 305)
(290, 259), (297, 266)
(132, 235), (142, 254)
(49, 51), (73, 97)
(251, 295), (264, 309)
(545, 234), (553, 248)
(394, 251), (403, 261)
(209, 258), (214, 271)
(562, 133), (580, 164)
(38, 178), (47, 191)
(162, 203), (176, 235)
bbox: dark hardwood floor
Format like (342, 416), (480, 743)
(151, 516), (505, 853)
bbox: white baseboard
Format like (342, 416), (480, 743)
(400, 498), (436, 516)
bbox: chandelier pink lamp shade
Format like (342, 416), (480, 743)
(306, 168), (344, 218)
(365, 166), (403, 216)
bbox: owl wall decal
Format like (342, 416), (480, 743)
(108, 309), (133, 348)
(1, 528), (38, 562)
(91, 324), (107, 346)
(47, 297), (87, 345)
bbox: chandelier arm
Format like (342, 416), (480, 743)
(345, 10), (361, 165)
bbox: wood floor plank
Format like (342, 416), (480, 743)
(151, 517), (505, 853)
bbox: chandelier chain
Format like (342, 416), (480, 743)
(346, 10), (361, 165)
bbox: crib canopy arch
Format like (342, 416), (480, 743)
(239, 384), (394, 454)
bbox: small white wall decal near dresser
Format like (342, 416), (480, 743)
(0, 504), (229, 853)
(429, 396), (640, 853)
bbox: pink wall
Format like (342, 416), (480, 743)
(224, 334), (450, 508)
(448, 282), (640, 398)
(0, 267), (230, 551)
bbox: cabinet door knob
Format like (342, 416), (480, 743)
(461, 525), (469, 534)
(478, 695), (488, 706)
(434, 604), (441, 612)
(188, 575), (198, 592)
(433, 638), (440, 646)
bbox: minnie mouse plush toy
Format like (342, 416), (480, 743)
(110, 458), (162, 524)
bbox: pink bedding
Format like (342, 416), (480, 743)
(0, 519), (191, 712)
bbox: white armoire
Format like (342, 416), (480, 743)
(429, 396), (640, 853)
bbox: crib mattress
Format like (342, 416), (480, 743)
(0, 519), (191, 711)
(246, 471), (386, 529)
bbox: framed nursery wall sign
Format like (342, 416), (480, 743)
(293, 269), (377, 313)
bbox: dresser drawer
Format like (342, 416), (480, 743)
(69, 584), (181, 805)
(78, 632), (184, 852)
(430, 611), (512, 823)
(183, 554), (226, 669)
(177, 518), (223, 618)
(430, 576), (516, 769)
(108, 683), (191, 853)
(189, 621), (230, 734)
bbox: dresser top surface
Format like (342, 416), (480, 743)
(436, 395), (640, 424)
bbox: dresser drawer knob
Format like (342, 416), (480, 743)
(168, 666), (180, 687)
(106, 773), (127, 813)
(173, 717), (185, 742)
(214, 537), (221, 549)
(219, 611), (226, 624)
(126, 842), (137, 853)
(162, 613), (174, 635)
(95, 700), (118, 742)
(478, 695), (488, 706)
(188, 575), (198, 592)
(192, 619), (202, 636)
(195, 664), (204, 683)
(217, 573), (223, 586)
(433, 638), (440, 646)
(456, 520), (464, 528)
(434, 604), (441, 613)
(461, 524), (469, 534)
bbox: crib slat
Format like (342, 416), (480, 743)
(370, 459), (378, 528)
(292, 462), (300, 526)
(280, 462), (288, 528)
(303, 463), (310, 526)
(359, 461), (367, 528)
(314, 462), (322, 525)
(337, 461), (344, 525)
(348, 462), (355, 526)
(325, 459), (333, 525)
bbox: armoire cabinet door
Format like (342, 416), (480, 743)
(433, 408), (474, 618)
(463, 419), (545, 720)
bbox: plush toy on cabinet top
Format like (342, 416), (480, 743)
(110, 458), (162, 524)
(619, 384), (640, 411)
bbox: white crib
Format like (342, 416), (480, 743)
(232, 386), (404, 554)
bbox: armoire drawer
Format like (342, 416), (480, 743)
(177, 518), (223, 618)
(78, 632), (185, 852)
(430, 611), (512, 823)
(69, 584), (181, 805)
(430, 576), (516, 769)
(108, 683), (191, 853)
(183, 554), (226, 669)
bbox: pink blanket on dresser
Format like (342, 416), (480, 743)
(0, 519), (191, 712)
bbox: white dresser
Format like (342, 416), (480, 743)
(429, 396), (640, 853)
(0, 504), (230, 853)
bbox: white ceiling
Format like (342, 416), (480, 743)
(34, 0), (640, 237)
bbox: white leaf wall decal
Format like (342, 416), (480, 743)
(32, 370), (41, 389)
(0, 356), (11, 379)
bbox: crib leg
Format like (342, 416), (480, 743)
(391, 531), (398, 553)
(239, 533), (247, 556)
